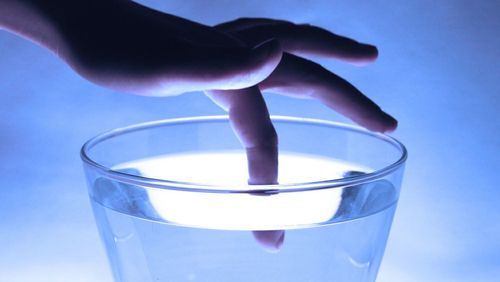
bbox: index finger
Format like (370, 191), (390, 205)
(216, 18), (378, 64)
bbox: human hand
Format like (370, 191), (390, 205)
(1, 0), (397, 252)
(64, 6), (396, 250)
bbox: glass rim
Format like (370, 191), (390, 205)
(80, 115), (407, 193)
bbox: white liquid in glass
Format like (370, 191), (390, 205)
(90, 151), (397, 282)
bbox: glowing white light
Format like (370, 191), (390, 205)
(115, 152), (368, 230)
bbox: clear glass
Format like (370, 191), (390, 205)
(81, 116), (407, 282)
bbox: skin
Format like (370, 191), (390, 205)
(0, 0), (397, 251)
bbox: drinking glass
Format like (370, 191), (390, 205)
(81, 116), (407, 282)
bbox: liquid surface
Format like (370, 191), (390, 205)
(115, 151), (371, 186)
(91, 152), (396, 230)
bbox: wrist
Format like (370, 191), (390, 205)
(0, 0), (64, 52)
(0, 0), (127, 57)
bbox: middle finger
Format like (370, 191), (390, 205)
(259, 53), (398, 132)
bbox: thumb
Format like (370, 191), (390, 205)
(171, 39), (282, 93)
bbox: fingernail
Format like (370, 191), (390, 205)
(252, 230), (285, 253)
(275, 230), (285, 249)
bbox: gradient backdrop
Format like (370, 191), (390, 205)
(0, 0), (499, 281)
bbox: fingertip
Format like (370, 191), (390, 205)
(350, 43), (378, 66)
(212, 39), (281, 89)
(252, 37), (280, 51)
(210, 39), (282, 90)
(380, 112), (398, 133)
(361, 43), (378, 59)
(252, 230), (285, 252)
(359, 111), (398, 133)
(251, 38), (283, 74)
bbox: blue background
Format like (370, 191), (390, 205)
(0, 0), (499, 281)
